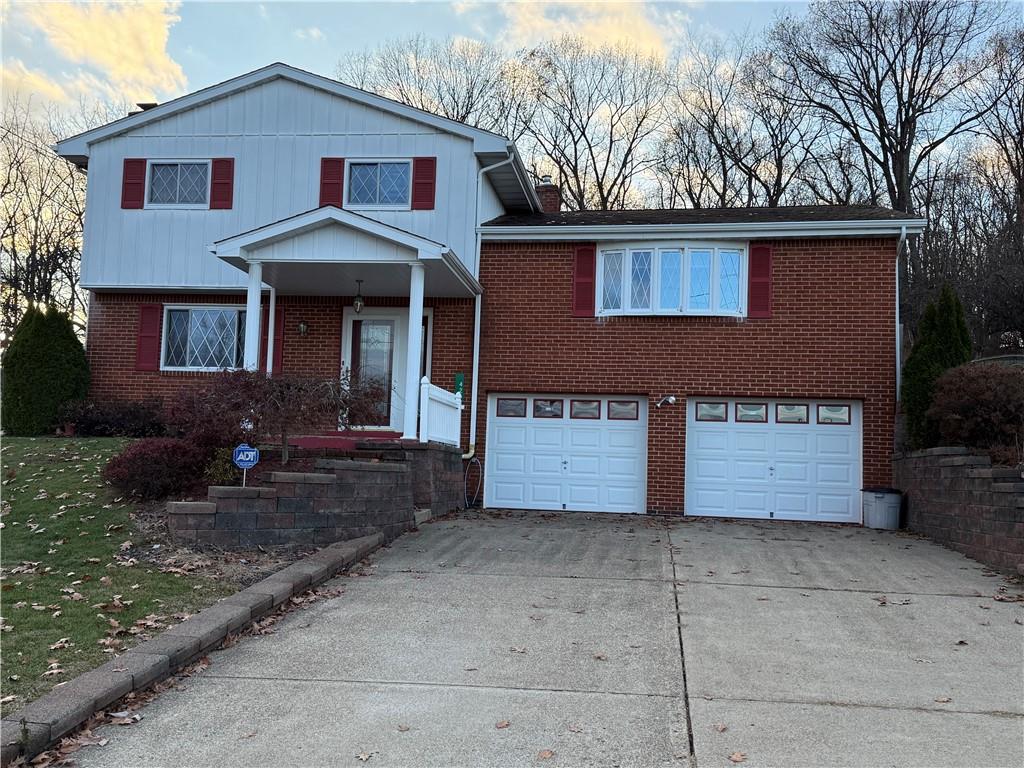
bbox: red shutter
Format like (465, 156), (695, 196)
(272, 307), (285, 374)
(572, 243), (597, 317)
(209, 158), (234, 209)
(121, 159), (146, 209)
(319, 158), (345, 207)
(135, 304), (162, 371)
(747, 244), (773, 319)
(411, 157), (436, 210)
(259, 305), (286, 375)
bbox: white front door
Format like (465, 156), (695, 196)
(341, 307), (431, 432)
(484, 394), (647, 514)
(684, 398), (863, 522)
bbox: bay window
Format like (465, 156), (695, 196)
(597, 244), (747, 317)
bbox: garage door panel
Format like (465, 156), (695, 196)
(775, 461), (809, 483)
(686, 398), (862, 524)
(486, 395), (647, 514)
(494, 425), (527, 447)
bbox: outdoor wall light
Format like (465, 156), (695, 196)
(656, 395), (677, 408)
(353, 280), (365, 314)
(297, 320), (309, 336)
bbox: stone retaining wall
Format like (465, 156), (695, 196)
(168, 459), (415, 548)
(893, 447), (1024, 574)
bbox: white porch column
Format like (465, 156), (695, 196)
(243, 261), (262, 371)
(402, 261), (425, 439)
(265, 286), (276, 375)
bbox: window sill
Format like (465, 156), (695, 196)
(345, 204), (412, 211)
(159, 367), (242, 374)
(144, 204), (210, 211)
(597, 310), (746, 319)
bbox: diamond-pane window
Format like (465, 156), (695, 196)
(148, 162), (209, 206)
(719, 251), (740, 312)
(689, 250), (712, 310)
(602, 251), (623, 310)
(347, 161), (411, 206)
(659, 250), (682, 310)
(163, 308), (245, 370)
(630, 250), (652, 309)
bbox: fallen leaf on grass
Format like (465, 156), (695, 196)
(538, 749), (555, 760)
(0, 695), (16, 705)
(48, 638), (73, 650)
(728, 752), (747, 763)
(496, 720), (510, 729)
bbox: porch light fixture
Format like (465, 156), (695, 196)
(297, 320), (309, 336)
(656, 395), (677, 408)
(353, 280), (365, 314)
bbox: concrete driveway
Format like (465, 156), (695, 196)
(79, 511), (1023, 768)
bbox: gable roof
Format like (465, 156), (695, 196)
(53, 62), (511, 165)
(480, 204), (927, 239)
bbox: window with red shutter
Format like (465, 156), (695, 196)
(209, 158), (234, 209)
(121, 159), (147, 209)
(320, 158), (345, 207)
(572, 244), (597, 317)
(135, 304), (162, 370)
(747, 244), (773, 318)
(411, 157), (436, 210)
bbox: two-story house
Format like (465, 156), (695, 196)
(55, 62), (925, 521)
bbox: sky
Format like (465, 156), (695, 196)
(1, 0), (799, 113)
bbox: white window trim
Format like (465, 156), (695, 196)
(345, 158), (413, 211)
(160, 304), (245, 372)
(596, 241), (748, 318)
(144, 159), (212, 210)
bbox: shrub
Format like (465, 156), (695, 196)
(203, 447), (242, 486)
(901, 284), (973, 448)
(927, 363), (1024, 465)
(58, 399), (166, 437)
(166, 370), (264, 452)
(102, 438), (206, 500)
(1, 306), (90, 435)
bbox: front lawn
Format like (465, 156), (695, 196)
(0, 437), (236, 715)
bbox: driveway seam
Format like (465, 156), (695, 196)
(667, 528), (698, 766)
(372, 568), (671, 584)
(680, 578), (1009, 599)
(693, 693), (1024, 719)
(200, 672), (682, 699)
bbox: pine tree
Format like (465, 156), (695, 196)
(901, 284), (973, 448)
(1, 306), (90, 435)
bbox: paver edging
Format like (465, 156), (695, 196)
(0, 532), (383, 767)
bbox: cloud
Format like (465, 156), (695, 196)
(497, 1), (690, 55)
(1, 59), (70, 104)
(294, 26), (325, 41)
(17, 1), (186, 102)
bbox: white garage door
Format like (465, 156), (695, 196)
(685, 398), (862, 523)
(485, 394), (647, 514)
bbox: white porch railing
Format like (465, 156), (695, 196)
(418, 376), (463, 447)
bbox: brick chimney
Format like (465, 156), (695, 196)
(535, 175), (561, 213)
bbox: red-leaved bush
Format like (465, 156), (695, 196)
(102, 438), (206, 500)
(927, 363), (1024, 466)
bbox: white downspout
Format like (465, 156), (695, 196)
(463, 153), (517, 460)
(895, 225), (907, 400)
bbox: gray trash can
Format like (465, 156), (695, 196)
(862, 487), (902, 529)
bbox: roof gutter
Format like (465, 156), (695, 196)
(479, 218), (928, 241)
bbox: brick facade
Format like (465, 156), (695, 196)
(85, 292), (474, 440)
(474, 238), (898, 513)
(85, 235), (897, 516)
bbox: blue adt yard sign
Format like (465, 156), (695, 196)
(233, 443), (259, 486)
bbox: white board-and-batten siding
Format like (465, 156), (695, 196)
(81, 77), (489, 290)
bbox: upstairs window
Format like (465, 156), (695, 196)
(597, 244), (746, 317)
(347, 161), (412, 208)
(147, 161), (210, 207)
(162, 306), (245, 371)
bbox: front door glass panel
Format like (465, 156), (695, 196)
(352, 319), (394, 426)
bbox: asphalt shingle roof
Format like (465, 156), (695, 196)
(481, 204), (918, 227)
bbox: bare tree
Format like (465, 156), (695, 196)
(522, 36), (669, 210)
(768, 0), (1015, 214)
(337, 35), (537, 142)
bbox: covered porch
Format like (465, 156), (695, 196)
(212, 207), (478, 445)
